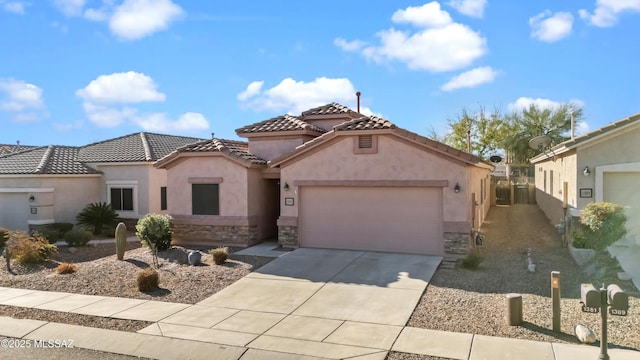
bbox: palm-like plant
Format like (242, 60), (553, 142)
(76, 202), (120, 235)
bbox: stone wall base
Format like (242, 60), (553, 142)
(278, 226), (299, 248)
(173, 224), (259, 247)
(444, 232), (471, 259)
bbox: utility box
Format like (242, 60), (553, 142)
(581, 283), (600, 311)
(607, 284), (628, 315)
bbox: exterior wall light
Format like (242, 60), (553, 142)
(283, 182), (290, 191)
(29, 195), (35, 202)
(583, 166), (591, 176)
(453, 183), (461, 193)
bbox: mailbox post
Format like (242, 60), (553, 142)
(579, 283), (629, 360)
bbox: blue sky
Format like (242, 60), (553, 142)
(1, 0), (639, 147)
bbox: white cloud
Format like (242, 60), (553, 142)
(2, 1), (27, 14)
(84, 6), (109, 21)
(238, 77), (367, 115)
(441, 66), (499, 91)
(530, 10), (573, 42)
(507, 97), (585, 113)
(447, 0), (487, 18)
(338, 3), (487, 72)
(109, 0), (184, 40)
(77, 71), (209, 131)
(76, 71), (166, 103)
(580, 0), (640, 27)
(0, 78), (47, 122)
(52, 0), (86, 16)
(333, 38), (367, 52)
(391, 2), (452, 27)
(133, 112), (209, 132)
(237, 81), (264, 101)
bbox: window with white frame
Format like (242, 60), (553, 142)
(106, 181), (138, 214)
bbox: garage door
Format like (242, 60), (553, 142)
(604, 172), (640, 245)
(0, 193), (29, 231)
(299, 186), (443, 255)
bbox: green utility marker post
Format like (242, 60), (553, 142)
(551, 271), (560, 332)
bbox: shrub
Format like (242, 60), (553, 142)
(137, 268), (159, 292)
(64, 230), (92, 247)
(40, 229), (61, 244)
(136, 214), (173, 252)
(6, 231), (57, 264)
(210, 247), (228, 265)
(55, 262), (77, 274)
(570, 227), (591, 249)
(460, 252), (483, 270)
(76, 202), (120, 235)
(575, 202), (627, 250)
(50, 223), (74, 236)
(0, 227), (9, 248)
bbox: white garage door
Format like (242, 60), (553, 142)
(0, 193), (29, 231)
(299, 186), (443, 255)
(604, 172), (640, 245)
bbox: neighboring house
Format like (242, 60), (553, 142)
(156, 103), (494, 259)
(0, 132), (203, 231)
(530, 112), (640, 246)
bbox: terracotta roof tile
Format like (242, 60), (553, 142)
(0, 146), (100, 175)
(333, 115), (396, 131)
(236, 114), (325, 135)
(0, 144), (37, 156)
(78, 132), (203, 162)
(301, 102), (358, 116)
(170, 138), (267, 165)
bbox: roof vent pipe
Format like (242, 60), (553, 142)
(356, 91), (361, 113)
(467, 130), (471, 153)
(570, 112), (575, 140)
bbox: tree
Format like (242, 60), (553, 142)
(440, 106), (508, 159)
(503, 103), (583, 164)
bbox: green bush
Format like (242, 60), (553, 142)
(575, 202), (627, 250)
(570, 227), (591, 249)
(460, 252), (483, 270)
(136, 214), (173, 252)
(64, 230), (92, 247)
(137, 268), (159, 292)
(50, 223), (74, 235)
(76, 202), (120, 235)
(6, 231), (57, 264)
(40, 229), (61, 244)
(210, 247), (228, 265)
(0, 227), (9, 248)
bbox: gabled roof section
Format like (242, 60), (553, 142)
(78, 132), (203, 163)
(0, 144), (37, 156)
(269, 115), (493, 169)
(0, 146), (100, 175)
(530, 112), (640, 163)
(236, 114), (326, 136)
(155, 138), (267, 168)
(301, 102), (358, 117)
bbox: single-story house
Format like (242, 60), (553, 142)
(0, 132), (202, 231)
(156, 103), (494, 259)
(530, 112), (640, 246)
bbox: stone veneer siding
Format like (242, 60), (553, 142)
(278, 226), (298, 248)
(444, 232), (471, 258)
(173, 224), (259, 246)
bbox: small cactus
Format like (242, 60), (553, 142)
(3, 247), (11, 273)
(115, 222), (127, 260)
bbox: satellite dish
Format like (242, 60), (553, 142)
(528, 135), (552, 151)
(489, 155), (502, 163)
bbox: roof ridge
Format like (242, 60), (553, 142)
(139, 132), (153, 161)
(35, 145), (54, 174)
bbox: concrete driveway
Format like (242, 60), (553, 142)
(139, 248), (441, 358)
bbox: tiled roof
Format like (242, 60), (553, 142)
(334, 115), (396, 131)
(236, 114), (326, 135)
(301, 102), (358, 117)
(0, 146), (100, 175)
(160, 138), (267, 166)
(78, 132), (203, 163)
(0, 144), (37, 156)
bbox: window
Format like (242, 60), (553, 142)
(111, 188), (133, 211)
(160, 187), (167, 211)
(192, 184), (219, 215)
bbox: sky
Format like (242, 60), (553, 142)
(1, 0), (640, 147)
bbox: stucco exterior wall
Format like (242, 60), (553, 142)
(280, 135), (468, 223)
(534, 150), (577, 224)
(248, 138), (307, 162)
(467, 166), (492, 230)
(147, 167), (167, 214)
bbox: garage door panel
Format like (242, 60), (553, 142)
(604, 172), (640, 245)
(0, 194), (29, 231)
(299, 187), (443, 255)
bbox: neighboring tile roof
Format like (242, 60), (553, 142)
(334, 115), (396, 131)
(78, 132), (203, 163)
(301, 102), (358, 117)
(0, 146), (100, 175)
(236, 114), (326, 135)
(158, 138), (267, 167)
(0, 144), (37, 156)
